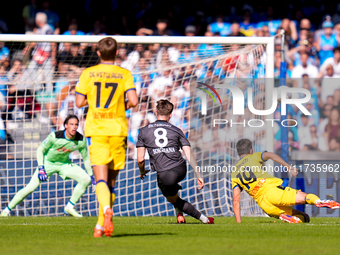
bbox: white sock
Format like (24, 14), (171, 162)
(95, 223), (103, 230)
(103, 205), (110, 214)
(66, 202), (74, 209)
(199, 214), (208, 223)
(175, 207), (183, 215)
(4, 207), (10, 214)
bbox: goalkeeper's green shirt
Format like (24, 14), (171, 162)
(37, 130), (93, 175)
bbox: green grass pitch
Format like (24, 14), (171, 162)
(1, 216), (340, 255)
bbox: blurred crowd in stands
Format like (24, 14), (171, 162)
(0, 0), (339, 160)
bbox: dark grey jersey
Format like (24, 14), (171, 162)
(136, 120), (190, 172)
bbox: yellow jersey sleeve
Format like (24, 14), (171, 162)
(124, 71), (136, 92)
(253, 151), (267, 163)
(232, 151), (282, 200)
(76, 70), (89, 95)
(232, 176), (242, 191)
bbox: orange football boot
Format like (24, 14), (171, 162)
(177, 213), (186, 224)
(279, 214), (302, 223)
(103, 208), (114, 237)
(315, 200), (340, 209)
(93, 227), (104, 238)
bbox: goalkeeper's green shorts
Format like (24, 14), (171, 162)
(37, 161), (85, 180)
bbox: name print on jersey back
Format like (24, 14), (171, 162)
(136, 120), (191, 172)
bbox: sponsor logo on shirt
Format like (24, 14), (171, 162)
(250, 179), (266, 197)
(57, 146), (72, 153)
(148, 123), (171, 128)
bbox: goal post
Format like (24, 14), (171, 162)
(0, 34), (274, 216)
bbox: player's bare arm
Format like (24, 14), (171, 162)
(233, 186), (242, 223)
(75, 94), (88, 108)
(137, 147), (150, 180)
(182, 146), (204, 190)
(262, 151), (298, 177)
(125, 89), (138, 110)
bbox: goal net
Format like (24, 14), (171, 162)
(0, 35), (274, 216)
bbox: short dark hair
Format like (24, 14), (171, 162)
(64, 115), (79, 127)
(156, 99), (174, 116)
(236, 139), (253, 156)
(157, 19), (167, 24)
(68, 23), (78, 31)
(330, 137), (340, 144)
(98, 37), (117, 61)
(333, 46), (340, 53)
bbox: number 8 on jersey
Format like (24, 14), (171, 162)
(154, 128), (168, 148)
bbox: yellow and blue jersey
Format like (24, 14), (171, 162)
(231, 152), (283, 201)
(76, 63), (135, 137)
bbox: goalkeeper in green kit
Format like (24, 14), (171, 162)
(0, 115), (95, 217)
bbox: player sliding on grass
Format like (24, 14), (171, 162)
(0, 115), (94, 217)
(137, 99), (214, 224)
(232, 138), (340, 224)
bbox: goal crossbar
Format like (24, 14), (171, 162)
(0, 34), (274, 45)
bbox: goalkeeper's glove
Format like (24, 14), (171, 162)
(90, 175), (96, 192)
(38, 166), (48, 182)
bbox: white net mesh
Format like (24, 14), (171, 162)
(0, 37), (270, 216)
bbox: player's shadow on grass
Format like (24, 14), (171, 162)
(168, 222), (201, 225)
(112, 233), (175, 238)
